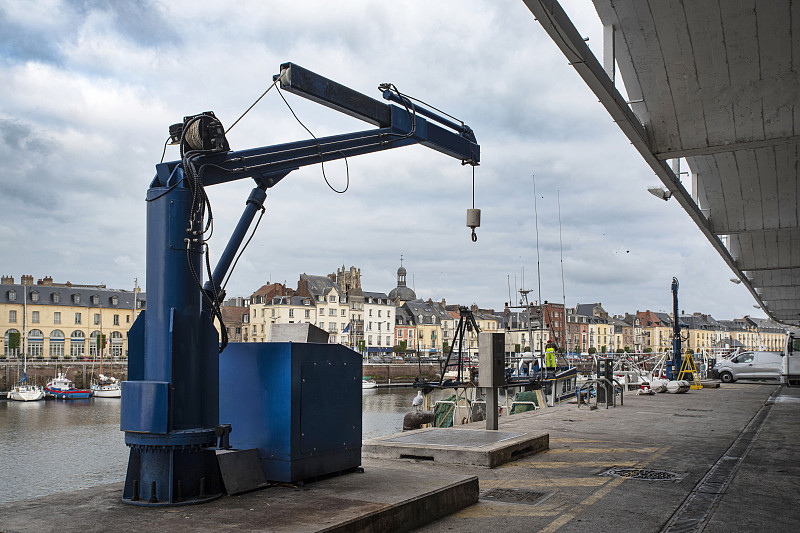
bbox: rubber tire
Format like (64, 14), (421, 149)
(720, 371), (734, 383)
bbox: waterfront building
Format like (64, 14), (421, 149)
(532, 301), (567, 349)
(496, 306), (550, 355)
(387, 261), (416, 307)
(742, 317), (786, 351)
(622, 313), (644, 352)
(441, 304), (499, 359)
(403, 300), (445, 357)
(0, 275), (144, 359)
(566, 309), (589, 354)
(637, 310), (674, 352)
(608, 316), (629, 353)
(249, 295), (316, 342)
(576, 303), (612, 353)
(248, 283), (292, 342)
(363, 291), (394, 356)
(223, 296), (250, 308)
(394, 306), (415, 354)
(297, 274), (351, 346)
(219, 305), (249, 343)
(333, 266), (365, 351)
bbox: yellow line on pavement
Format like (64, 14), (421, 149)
(548, 437), (621, 443)
(499, 461), (636, 469)
(481, 478), (608, 488)
(538, 445), (672, 533)
(544, 447), (661, 454)
(455, 503), (560, 519)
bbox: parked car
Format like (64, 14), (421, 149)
(712, 351), (782, 382)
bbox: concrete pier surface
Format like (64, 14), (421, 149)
(1, 382), (797, 532)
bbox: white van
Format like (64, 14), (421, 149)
(713, 351), (783, 383)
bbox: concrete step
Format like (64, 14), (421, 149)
(0, 467), (478, 533)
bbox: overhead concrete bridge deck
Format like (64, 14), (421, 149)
(524, 0), (800, 327)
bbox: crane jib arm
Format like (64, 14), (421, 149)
(153, 62), (479, 188)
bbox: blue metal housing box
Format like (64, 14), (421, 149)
(219, 342), (362, 482)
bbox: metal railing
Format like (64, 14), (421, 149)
(576, 376), (624, 409)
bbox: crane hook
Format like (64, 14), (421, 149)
(471, 228), (478, 242)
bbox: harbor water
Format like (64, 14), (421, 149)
(0, 387), (454, 504)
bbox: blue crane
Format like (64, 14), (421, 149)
(120, 62), (480, 506)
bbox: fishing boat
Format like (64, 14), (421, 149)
(91, 374), (121, 398)
(45, 373), (91, 400)
(362, 377), (378, 389)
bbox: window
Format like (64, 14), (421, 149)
(9, 310), (17, 323)
(113, 314), (120, 326)
(91, 295), (100, 305)
(53, 292), (61, 303)
(319, 322), (324, 329)
(94, 313), (101, 325)
(386, 336), (390, 346)
(111, 295), (119, 306)
(378, 322), (382, 331)
(329, 309), (335, 316)
(73, 294), (80, 304)
(305, 310), (310, 319)
(31, 291), (39, 302)
(54, 312), (61, 324)
(126, 315), (130, 323)
(49, 330), (65, 358)
(330, 296), (336, 303)
(7, 290), (16, 301)
(378, 310), (382, 317)
(70, 330), (86, 358)
(28, 330), (43, 357)
(75, 312), (82, 325)
(341, 309), (345, 317)
(289, 309), (294, 318)
(111, 331), (124, 357)
(368, 335), (373, 344)
(387, 311), (391, 319)
(32, 311), (39, 323)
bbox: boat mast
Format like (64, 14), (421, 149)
(22, 279), (27, 377)
(532, 174), (544, 361)
(558, 190), (568, 358)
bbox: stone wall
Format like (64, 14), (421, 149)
(1, 361), (127, 391)
(363, 363), (439, 384)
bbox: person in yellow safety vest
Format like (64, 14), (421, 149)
(545, 340), (557, 369)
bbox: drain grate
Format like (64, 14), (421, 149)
(480, 488), (548, 505)
(600, 466), (684, 482)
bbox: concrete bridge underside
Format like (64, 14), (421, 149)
(524, 0), (800, 326)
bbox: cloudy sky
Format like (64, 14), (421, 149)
(0, 0), (765, 320)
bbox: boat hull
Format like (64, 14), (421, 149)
(45, 387), (91, 400)
(8, 387), (45, 402)
(91, 385), (121, 398)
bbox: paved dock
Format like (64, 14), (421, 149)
(1, 382), (797, 532)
